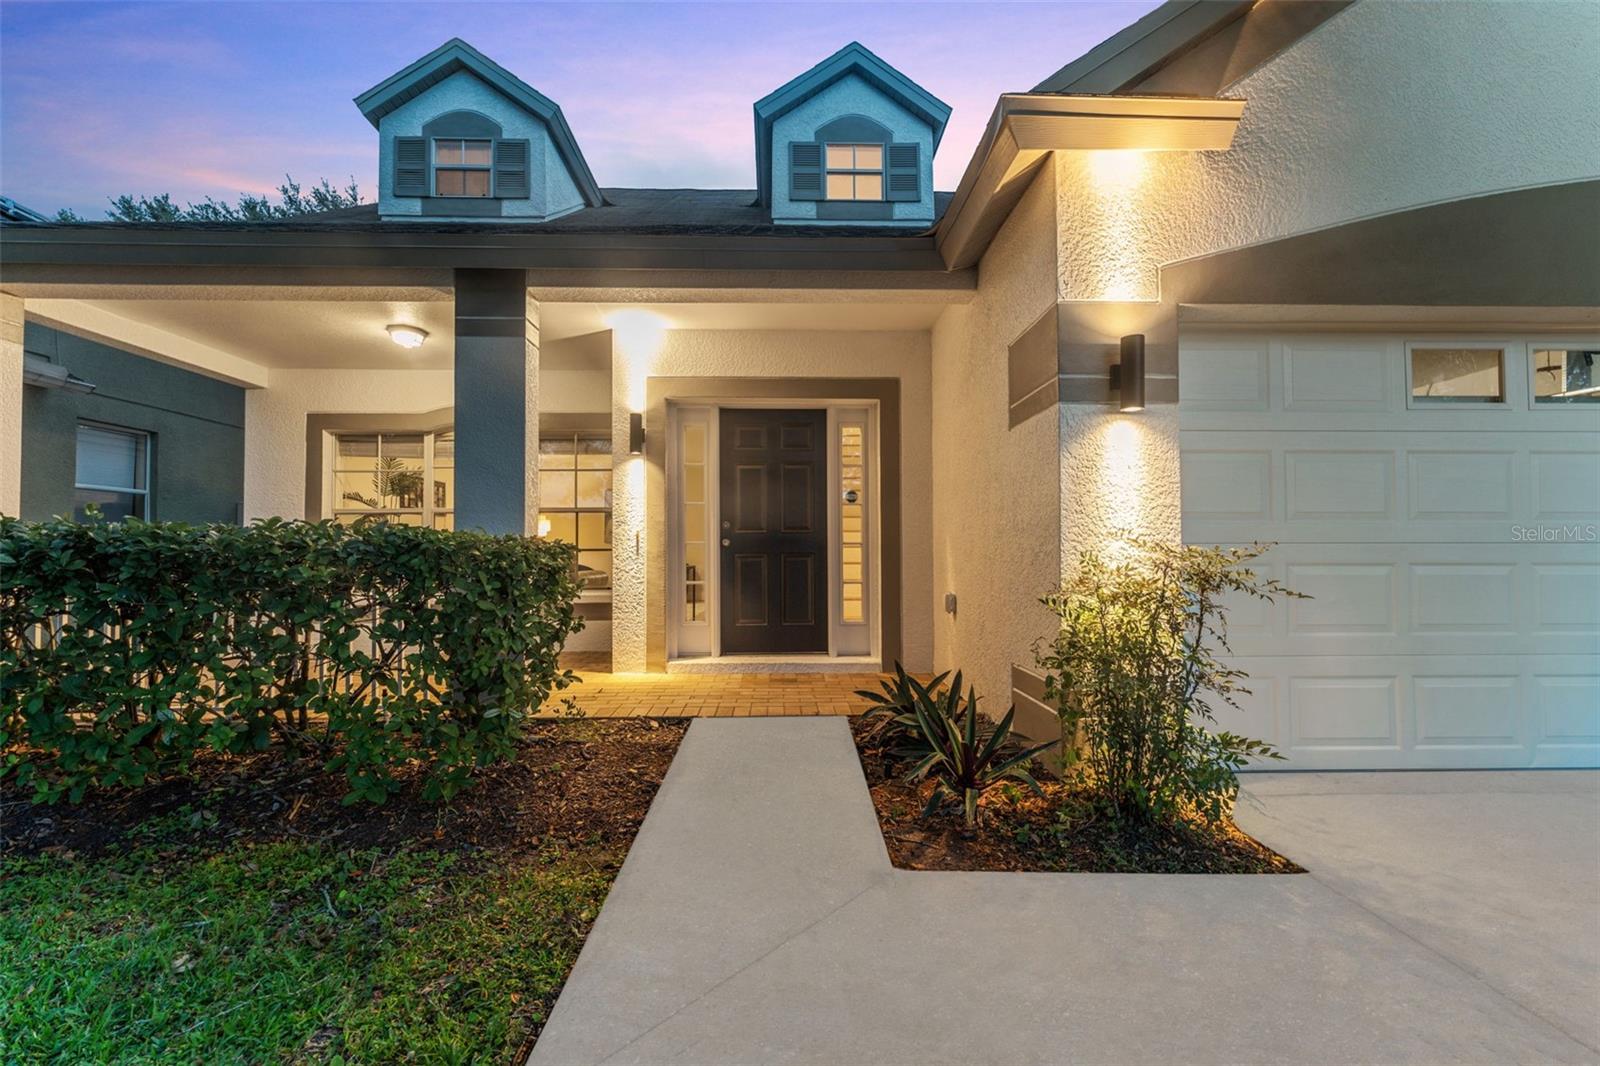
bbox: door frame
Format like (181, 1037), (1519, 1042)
(666, 399), (880, 661)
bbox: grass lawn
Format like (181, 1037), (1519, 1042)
(1, 719), (685, 1064)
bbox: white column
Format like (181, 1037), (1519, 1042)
(0, 292), (23, 517)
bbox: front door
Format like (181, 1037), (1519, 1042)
(719, 408), (828, 654)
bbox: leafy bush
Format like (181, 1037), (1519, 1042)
(1, 516), (582, 804)
(863, 665), (1053, 827)
(1036, 540), (1301, 825)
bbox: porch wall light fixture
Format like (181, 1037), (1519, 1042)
(1111, 333), (1146, 412)
(387, 324), (428, 349)
(628, 412), (646, 455)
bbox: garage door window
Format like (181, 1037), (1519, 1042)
(1531, 348), (1598, 404)
(1409, 347), (1505, 404)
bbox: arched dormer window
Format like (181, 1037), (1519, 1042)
(790, 114), (919, 204)
(392, 110), (531, 200)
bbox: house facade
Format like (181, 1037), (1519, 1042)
(2, 0), (1596, 769)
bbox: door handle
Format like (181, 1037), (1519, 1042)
(721, 538), (731, 547)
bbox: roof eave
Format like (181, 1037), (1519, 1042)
(933, 92), (1245, 270)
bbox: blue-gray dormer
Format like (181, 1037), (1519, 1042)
(355, 39), (604, 222)
(754, 42), (951, 228)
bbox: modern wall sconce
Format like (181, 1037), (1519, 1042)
(1111, 333), (1146, 412)
(629, 412), (646, 454)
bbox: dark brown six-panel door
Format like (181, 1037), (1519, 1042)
(719, 408), (828, 654)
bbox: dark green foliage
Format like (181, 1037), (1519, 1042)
(1037, 539), (1302, 826)
(0, 516), (582, 804)
(54, 175), (364, 223)
(871, 665), (1055, 827)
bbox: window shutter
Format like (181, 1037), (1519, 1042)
(394, 137), (427, 197)
(494, 139), (530, 199)
(886, 143), (920, 202)
(789, 142), (823, 201)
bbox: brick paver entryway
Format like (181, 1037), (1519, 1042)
(537, 653), (887, 718)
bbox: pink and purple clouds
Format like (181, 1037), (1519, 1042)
(0, 1), (1160, 218)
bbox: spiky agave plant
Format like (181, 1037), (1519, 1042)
(854, 662), (949, 742)
(896, 671), (1056, 827)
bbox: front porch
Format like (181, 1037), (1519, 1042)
(539, 652), (888, 718)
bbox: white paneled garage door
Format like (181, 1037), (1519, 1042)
(1180, 332), (1600, 769)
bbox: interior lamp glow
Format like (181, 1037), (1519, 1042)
(387, 324), (428, 349)
(1111, 334), (1146, 412)
(537, 516), (552, 538)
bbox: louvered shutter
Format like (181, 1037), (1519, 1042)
(394, 137), (427, 197)
(494, 139), (530, 199)
(789, 142), (823, 201)
(886, 143), (920, 202)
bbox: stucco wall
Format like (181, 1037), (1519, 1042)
(1058, 404), (1181, 571)
(610, 328), (934, 672)
(771, 73), (936, 227)
(1055, 0), (1600, 300)
(243, 369), (452, 520)
(929, 162), (1062, 710)
(376, 69), (584, 221)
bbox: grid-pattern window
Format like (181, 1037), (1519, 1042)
(840, 422), (866, 623)
(680, 423), (708, 621)
(824, 143), (884, 201)
(434, 139), (492, 197)
(333, 431), (454, 528)
(538, 434), (613, 590)
(74, 422), (149, 521)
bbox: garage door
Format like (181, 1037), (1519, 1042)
(1180, 332), (1599, 769)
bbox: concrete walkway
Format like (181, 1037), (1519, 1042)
(531, 719), (1600, 1065)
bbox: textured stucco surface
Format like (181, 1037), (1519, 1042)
(243, 369), (452, 520)
(929, 164), (1062, 709)
(1058, 404), (1181, 573)
(1055, 0), (1600, 300)
(0, 294), (23, 516)
(610, 328), (933, 673)
(376, 69), (584, 221)
(771, 73), (935, 227)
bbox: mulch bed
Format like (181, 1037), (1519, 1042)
(851, 718), (1303, 874)
(1, 719), (687, 863)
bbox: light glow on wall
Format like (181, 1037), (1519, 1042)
(1097, 415), (1153, 561)
(606, 309), (669, 412)
(1082, 150), (1156, 303)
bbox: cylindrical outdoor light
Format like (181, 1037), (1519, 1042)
(628, 411), (646, 455)
(1113, 333), (1146, 412)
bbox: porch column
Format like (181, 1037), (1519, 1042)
(453, 269), (538, 534)
(0, 293), (23, 516)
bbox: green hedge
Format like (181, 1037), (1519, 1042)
(0, 517), (583, 804)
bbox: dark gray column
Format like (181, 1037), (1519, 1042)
(453, 269), (538, 534)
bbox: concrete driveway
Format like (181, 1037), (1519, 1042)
(532, 719), (1600, 1065)
(1234, 770), (1600, 1056)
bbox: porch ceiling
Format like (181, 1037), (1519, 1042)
(22, 292), (949, 382)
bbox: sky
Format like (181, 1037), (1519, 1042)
(0, 0), (1161, 218)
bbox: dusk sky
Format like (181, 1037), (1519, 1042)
(0, 1), (1161, 218)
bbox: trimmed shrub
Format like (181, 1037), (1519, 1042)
(1, 516), (582, 803)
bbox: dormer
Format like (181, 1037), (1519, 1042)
(754, 42), (950, 228)
(355, 39), (604, 222)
